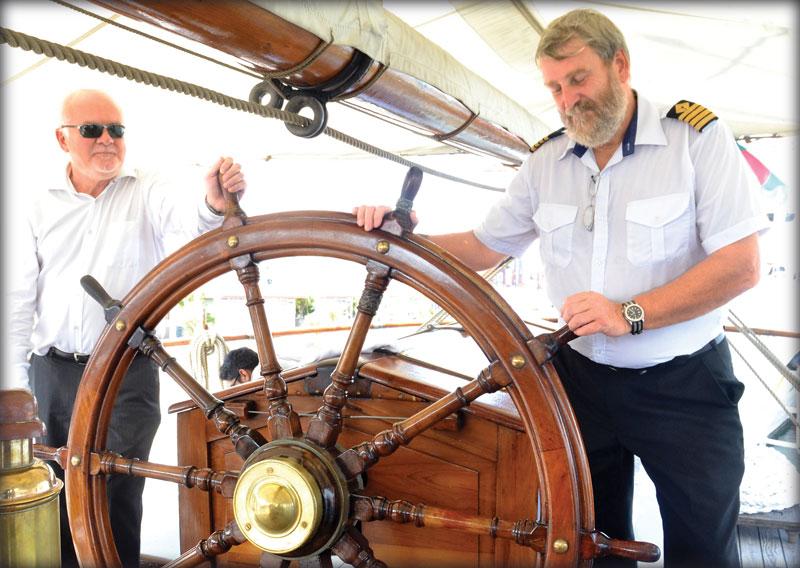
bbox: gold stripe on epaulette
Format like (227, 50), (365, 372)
(530, 128), (565, 152)
(667, 100), (718, 132)
(693, 111), (717, 131)
(675, 101), (701, 118)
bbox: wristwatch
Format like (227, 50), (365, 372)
(622, 300), (645, 335)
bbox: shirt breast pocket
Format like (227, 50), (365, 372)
(533, 203), (577, 267)
(625, 192), (691, 266)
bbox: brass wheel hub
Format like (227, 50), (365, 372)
(234, 457), (322, 553)
(232, 439), (351, 558)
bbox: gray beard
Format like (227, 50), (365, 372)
(561, 78), (628, 148)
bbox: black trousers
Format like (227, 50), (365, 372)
(30, 353), (161, 568)
(553, 338), (745, 568)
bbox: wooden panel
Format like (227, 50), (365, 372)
(337, 395), (500, 462)
(495, 427), (539, 567)
(342, 430), (483, 565)
(176, 408), (213, 559)
(359, 357), (523, 431)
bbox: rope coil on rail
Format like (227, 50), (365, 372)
(0, 25), (505, 192)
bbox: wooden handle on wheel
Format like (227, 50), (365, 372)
(587, 531), (661, 563)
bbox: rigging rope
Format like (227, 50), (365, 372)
(0, 24), (505, 192)
(728, 310), (800, 391)
(727, 339), (799, 429)
(189, 330), (229, 390)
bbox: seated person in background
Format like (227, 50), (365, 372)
(220, 347), (259, 387)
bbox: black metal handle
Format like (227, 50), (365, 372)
(80, 275), (123, 324)
(532, 324), (577, 363)
(392, 166), (423, 232)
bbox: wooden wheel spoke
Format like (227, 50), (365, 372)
(234, 261), (303, 440)
(352, 495), (546, 549)
(133, 332), (266, 459)
(162, 520), (247, 568)
(34, 445), (239, 498)
(336, 360), (512, 478)
(330, 525), (387, 568)
(351, 495), (660, 562)
(306, 261), (391, 448)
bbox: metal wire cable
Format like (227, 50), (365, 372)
(728, 338), (799, 428)
(728, 310), (800, 391)
(1, 24), (505, 192)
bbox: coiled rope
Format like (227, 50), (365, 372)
(0, 25), (505, 192)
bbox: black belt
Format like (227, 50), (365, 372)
(604, 333), (725, 374)
(47, 347), (90, 365)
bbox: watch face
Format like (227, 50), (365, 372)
(625, 304), (644, 321)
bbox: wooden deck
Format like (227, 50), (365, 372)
(738, 505), (800, 568)
(738, 524), (799, 568)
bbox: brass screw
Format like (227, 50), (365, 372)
(376, 240), (390, 254)
(114, 320), (126, 332)
(245, 523), (252, 531)
(553, 539), (569, 554)
(70, 455), (81, 467)
(227, 235), (239, 248)
(510, 354), (526, 368)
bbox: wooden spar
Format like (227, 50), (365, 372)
(88, 0), (532, 164)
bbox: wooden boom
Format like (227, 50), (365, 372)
(89, 0), (532, 164)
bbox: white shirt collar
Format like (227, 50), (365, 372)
(50, 162), (137, 194)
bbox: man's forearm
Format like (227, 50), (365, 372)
(428, 231), (508, 272)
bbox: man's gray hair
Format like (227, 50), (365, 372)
(535, 9), (629, 65)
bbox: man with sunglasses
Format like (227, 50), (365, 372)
(354, 9), (767, 568)
(9, 88), (247, 567)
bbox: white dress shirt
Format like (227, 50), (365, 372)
(475, 94), (768, 368)
(8, 164), (223, 387)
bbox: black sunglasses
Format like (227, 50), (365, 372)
(61, 123), (125, 139)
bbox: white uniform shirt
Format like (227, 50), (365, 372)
(475, 94), (768, 368)
(8, 165), (223, 387)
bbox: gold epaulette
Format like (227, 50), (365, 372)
(666, 100), (718, 132)
(530, 127), (566, 152)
